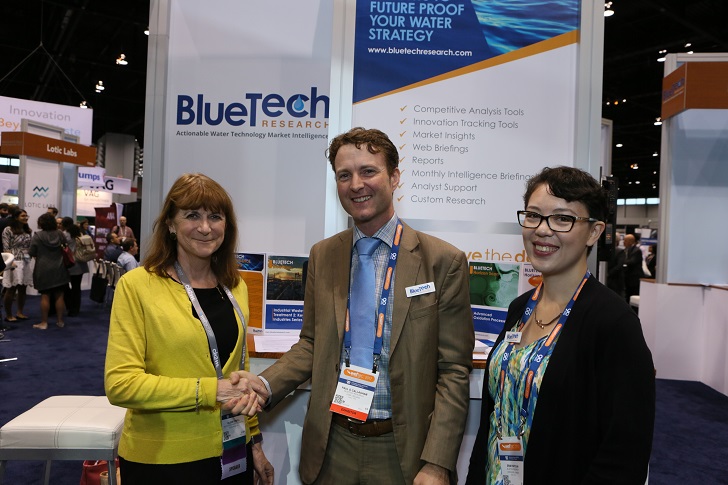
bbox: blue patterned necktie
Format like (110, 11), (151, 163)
(349, 237), (382, 368)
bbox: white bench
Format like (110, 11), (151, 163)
(0, 396), (126, 485)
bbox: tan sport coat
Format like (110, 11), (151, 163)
(261, 222), (474, 484)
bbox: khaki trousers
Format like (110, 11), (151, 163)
(312, 420), (406, 485)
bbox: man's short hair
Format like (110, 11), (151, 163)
(121, 238), (136, 252)
(326, 127), (399, 176)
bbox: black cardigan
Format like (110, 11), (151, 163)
(466, 276), (655, 484)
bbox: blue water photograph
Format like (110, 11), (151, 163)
(471, 0), (580, 55)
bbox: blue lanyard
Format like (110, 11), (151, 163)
(174, 261), (247, 379)
(344, 222), (403, 372)
(495, 271), (590, 437)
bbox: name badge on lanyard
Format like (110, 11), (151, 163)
(330, 364), (380, 422)
(221, 413), (247, 478)
(497, 436), (524, 485)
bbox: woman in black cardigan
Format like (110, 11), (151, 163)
(466, 167), (655, 484)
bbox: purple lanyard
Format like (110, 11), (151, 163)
(496, 271), (590, 437)
(344, 222), (403, 372)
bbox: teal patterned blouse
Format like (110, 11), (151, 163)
(484, 321), (560, 484)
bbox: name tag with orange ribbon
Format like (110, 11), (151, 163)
(330, 364), (380, 422)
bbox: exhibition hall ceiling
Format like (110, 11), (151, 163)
(1, 0), (726, 199)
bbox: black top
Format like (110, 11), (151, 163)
(192, 286), (238, 368)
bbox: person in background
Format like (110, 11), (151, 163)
(47, 206), (59, 218)
(645, 244), (657, 279)
(0, 203), (15, 251)
(105, 173), (274, 484)
(623, 233), (643, 303)
(104, 232), (123, 263)
(56, 217), (63, 230)
(113, 216), (135, 242)
(61, 217), (89, 317)
(79, 218), (94, 237)
(116, 238), (139, 273)
(2, 209), (33, 321)
(249, 127), (474, 484)
(29, 212), (69, 330)
(606, 244), (626, 298)
(466, 166), (654, 484)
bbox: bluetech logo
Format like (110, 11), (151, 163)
(33, 186), (50, 198)
(176, 87), (329, 127)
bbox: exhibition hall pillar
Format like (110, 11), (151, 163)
(639, 54), (728, 396)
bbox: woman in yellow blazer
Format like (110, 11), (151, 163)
(105, 173), (273, 484)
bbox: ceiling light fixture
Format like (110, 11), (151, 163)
(95, 81), (105, 93)
(116, 54), (128, 65)
(144, 28), (150, 36)
(616, 143), (623, 148)
(79, 101), (88, 109)
(630, 163), (639, 170)
(684, 43), (692, 48)
(653, 152), (658, 157)
(604, 2), (614, 16)
(657, 56), (666, 62)
(654, 117), (662, 126)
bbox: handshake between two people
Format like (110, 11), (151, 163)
(216, 371), (269, 417)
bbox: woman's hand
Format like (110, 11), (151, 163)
(216, 371), (269, 416)
(252, 442), (274, 485)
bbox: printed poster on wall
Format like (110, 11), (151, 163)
(470, 261), (542, 343)
(264, 254), (308, 334)
(236, 253), (266, 334)
(352, 0), (581, 342)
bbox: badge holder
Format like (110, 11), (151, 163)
(221, 413), (247, 478)
(330, 363), (379, 422)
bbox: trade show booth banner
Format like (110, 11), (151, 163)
(349, 0), (581, 337)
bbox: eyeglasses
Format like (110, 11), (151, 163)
(517, 210), (598, 233)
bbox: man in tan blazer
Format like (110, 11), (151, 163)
(258, 127), (474, 484)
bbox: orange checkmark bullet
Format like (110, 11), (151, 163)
(399, 157), (405, 163)
(399, 131), (406, 137)
(400, 105), (407, 111)
(397, 196), (404, 202)
(400, 118), (407, 124)
(399, 144), (406, 150)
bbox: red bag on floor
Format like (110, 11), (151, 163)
(80, 458), (120, 485)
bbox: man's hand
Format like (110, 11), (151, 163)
(216, 371), (270, 416)
(252, 442), (274, 485)
(413, 463), (449, 485)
